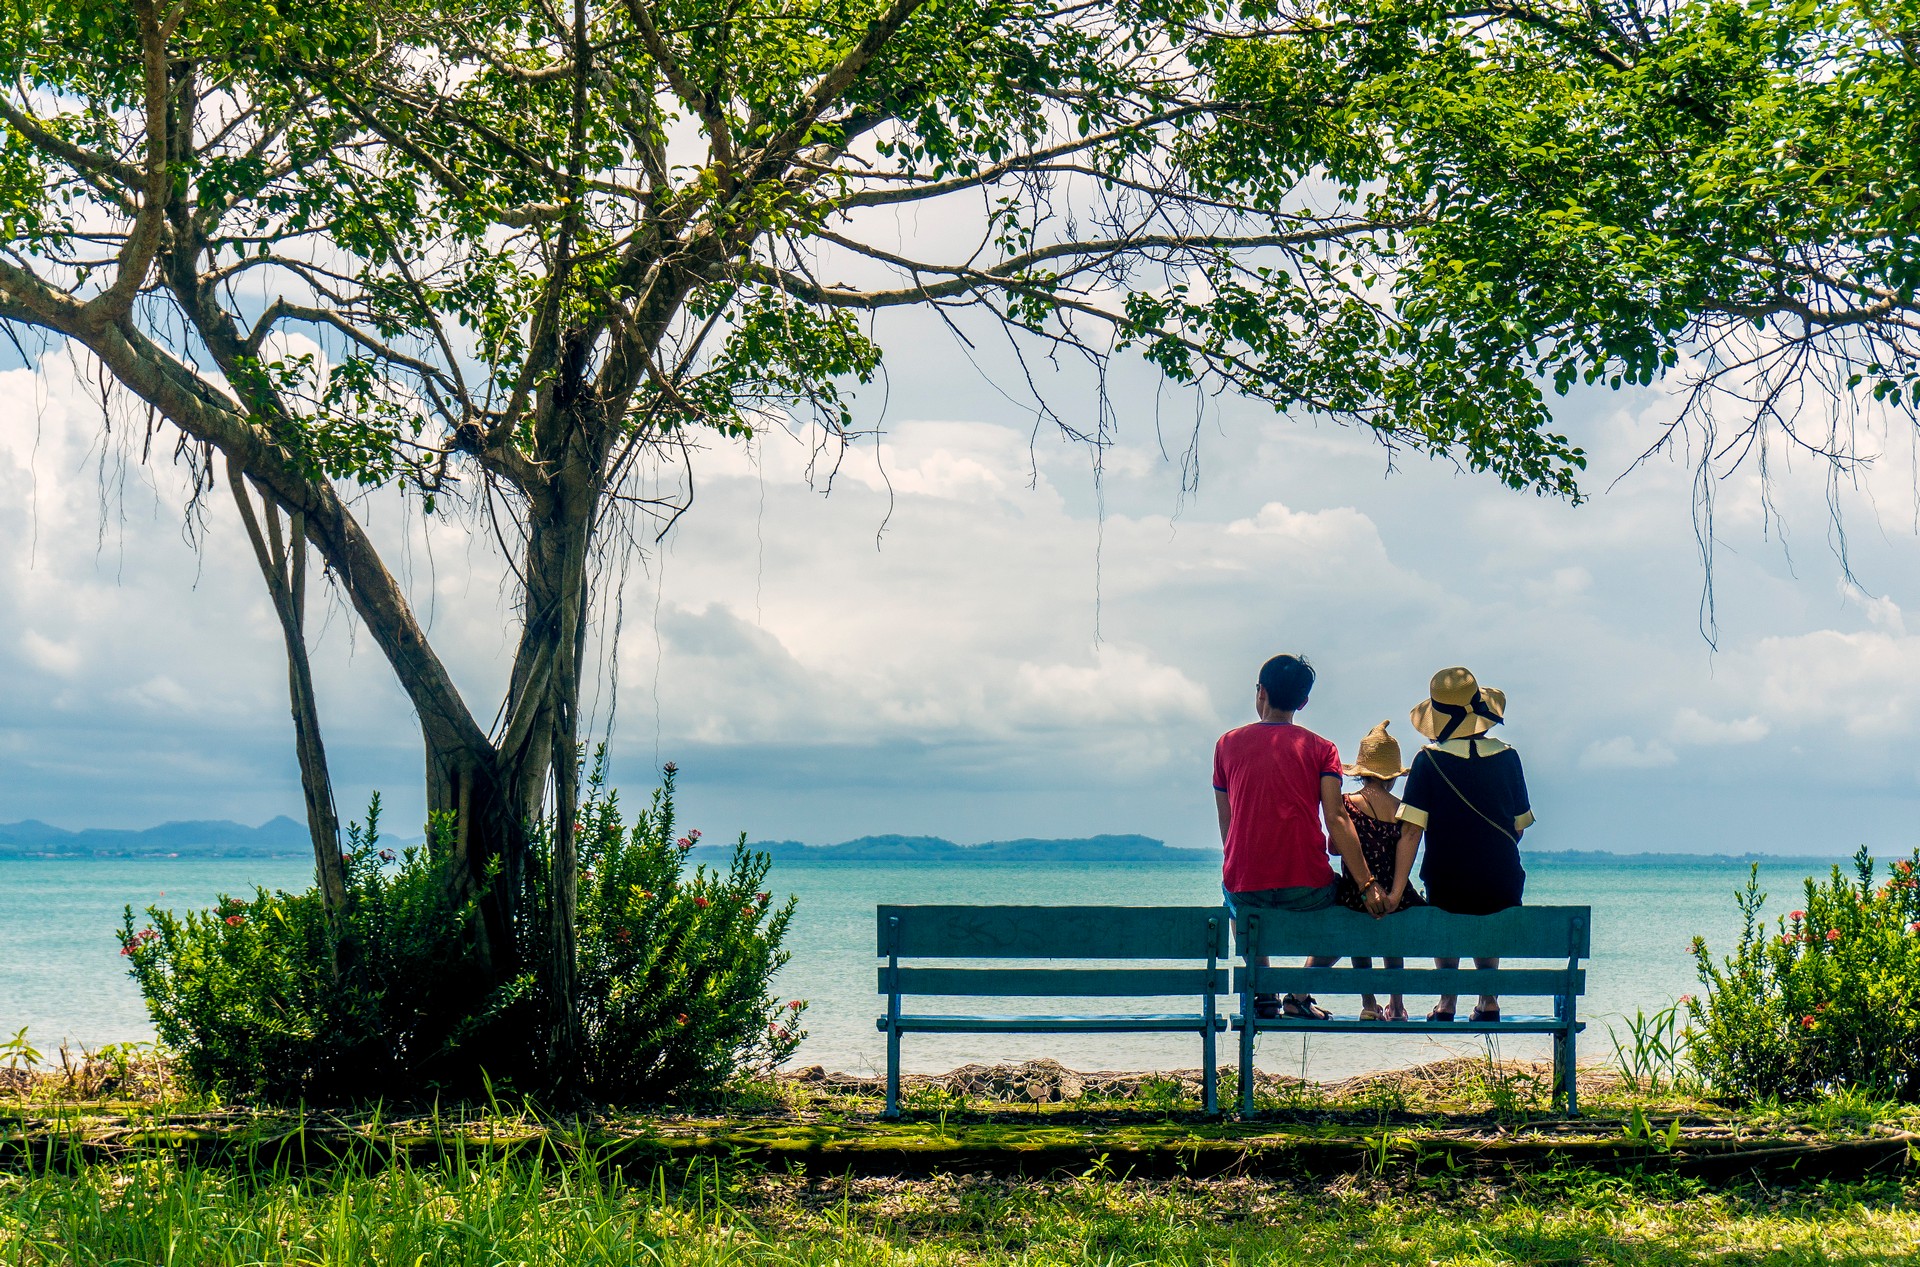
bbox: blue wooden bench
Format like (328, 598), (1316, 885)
(876, 905), (1230, 1117)
(1233, 904), (1591, 1115)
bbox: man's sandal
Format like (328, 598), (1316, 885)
(1252, 993), (1284, 1019)
(1282, 995), (1331, 1019)
(1470, 1005), (1501, 1023)
(1426, 1006), (1456, 1023)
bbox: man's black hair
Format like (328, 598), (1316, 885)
(1258, 654), (1315, 712)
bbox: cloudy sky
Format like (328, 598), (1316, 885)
(2, 300), (1914, 856)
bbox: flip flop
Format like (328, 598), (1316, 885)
(1470, 1006), (1501, 1023)
(1385, 1004), (1409, 1022)
(1358, 1004), (1384, 1022)
(1426, 1007), (1455, 1023)
(1283, 994), (1332, 1019)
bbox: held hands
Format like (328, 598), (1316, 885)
(1360, 880), (1389, 919)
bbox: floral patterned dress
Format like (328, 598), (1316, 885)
(1336, 794), (1426, 913)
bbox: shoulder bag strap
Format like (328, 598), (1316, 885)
(1424, 749), (1518, 845)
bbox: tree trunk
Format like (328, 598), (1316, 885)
(225, 460), (348, 957)
(498, 450), (597, 1093)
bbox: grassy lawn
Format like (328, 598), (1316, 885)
(5, 1054), (1918, 1264)
(3, 1147), (1918, 1265)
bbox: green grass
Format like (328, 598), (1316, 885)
(3, 1146), (1917, 1265)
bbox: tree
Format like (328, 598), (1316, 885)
(5, 0), (1915, 1088)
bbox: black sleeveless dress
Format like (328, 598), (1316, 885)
(1336, 795), (1426, 913)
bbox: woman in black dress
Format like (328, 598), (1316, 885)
(1335, 721), (1425, 1021)
(1385, 667), (1534, 1023)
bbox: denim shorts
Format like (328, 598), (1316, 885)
(1222, 882), (1338, 917)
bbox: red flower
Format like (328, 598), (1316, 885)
(1678, 994), (1693, 1006)
(638, 890), (654, 900)
(1816, 1002), (1828, 1012)
(1825, 929), (1841, 942)
(225, 914), (245, 927)
(1777, 934), (1794, 945)
(770, 1025), (789, 1041)
(1910, 921), (1920, 934)
(118, 946), (132, 957)
(663, 762), (678, 774)
(615, 928), (631, 945)
(687, 829), (701, 841)
(1802, 1016), (1816, 1029)
(788, 999), (802, 1011)
(693, 896), (709, 908)
(1789, 910), (1805, 921)
(757, 892), (771, 905)
(675, 1013), (689, 1025)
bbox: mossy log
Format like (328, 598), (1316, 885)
(4, 1110), (1914, 1182)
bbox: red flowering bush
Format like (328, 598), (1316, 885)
(573, 761), (802, 1102)
(1688, 846), (1920, 1102)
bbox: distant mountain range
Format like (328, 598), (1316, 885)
(0, 818), (1860, 866)
(0, 819), (1193, 861)
(0, 817), (312, 857)
(736, 833), (1198, 861)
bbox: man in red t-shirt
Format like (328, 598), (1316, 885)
(1214, 654), (1386, 1018)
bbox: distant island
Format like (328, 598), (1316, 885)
(0, 817), (1864, 868)
(0, 817), (312, 857)
(733, 833), (1200, 861)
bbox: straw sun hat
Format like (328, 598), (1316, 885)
(1344, 721), (1410, 781)
(1409, 666), (1506, 742)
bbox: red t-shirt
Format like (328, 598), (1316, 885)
(1213, 722), (1342, 892)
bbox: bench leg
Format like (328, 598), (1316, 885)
(1203, 1021), (1218, 1117)
(1563, 1025), (1579, 1116)
(1238, 1004), (1255, 1117)
(885, 1026), (901, 1118)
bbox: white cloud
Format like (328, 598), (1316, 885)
(20, 629), (82, 676)
(1670, 708), (1769, 745)
(1580, 736), (1678, 770)
(1745, 625), (1920, 737)
(1006, 645), (1212, 730)
(7, 329), (1920, 851)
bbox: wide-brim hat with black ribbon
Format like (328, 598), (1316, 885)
(1344, 720), (1410, 780)
(1409, 666), (1506, 741)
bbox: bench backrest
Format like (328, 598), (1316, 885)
(877, 905), (1229, 998)
(1234, 904), (1591, 959)
(1234, 904), (1590, 999)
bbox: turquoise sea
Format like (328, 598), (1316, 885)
(0, 853), (1854, 1081)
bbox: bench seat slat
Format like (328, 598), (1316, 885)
(884, 1013), (1226, 1034)
(878, 905), (1228, 958)
(1234, 1015), (1585, 1034)
(883, 967), (1230, 996)
(1234, 905), (1592, 958)
(1236, 968), (1584, 996)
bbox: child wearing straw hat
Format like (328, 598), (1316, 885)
(1335, 721), (1425, 1022)
(1386, 667), (1534, 1023)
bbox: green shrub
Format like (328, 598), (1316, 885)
(119, 763), (802, 1106)
(1687, 847), (1920, 1103)
(120, 797), (513, 1102)
(574, 761), (803, 1101)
